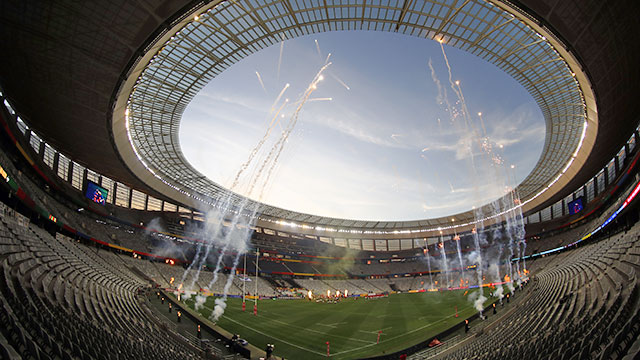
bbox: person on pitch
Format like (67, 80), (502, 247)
(265, 343), (275, 358)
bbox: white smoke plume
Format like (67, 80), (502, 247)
(145, 217), (166, 235)
(469, 289), (487, 313)
(182, 59), (333, 324)
(194, 294), (208, 311)
(426, 42), (531, 305)
(211, 297), (228, 321)
(494, 286), (504, 300)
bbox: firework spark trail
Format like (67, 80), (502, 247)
(270, 83), (290, 114)
(188, 199), (236, 290)
(254, 62), (332, 200)
(425, 246), (434, 289)
(439, 43), (465, 124)
(454, 235), (465, 283)
(186, 241), (216, 291)
(439, 238), (449, 288)
(210, 252), (243, 321)
(478, 112), (488, 138)
(440, 42), (464, 105)
(441, 43), (485, 304)
(521, 240), (527, 272)
(432, 38), (528, 309)
(493, 244), (503, 299)
(277, 33), (285, 81)
(188, 243), (214, 289)
(315, 39), (322, 58)
(490, 239), (504, 301)
(255, 71), (267, 93)
(495, 244), (503, 282)
(331, 73), (350, 90)
(509, 165), (527, 276)
(438, 43), (483, 183)
(471, 218), (487, 315)
(205, 240), (231, 291)
(306, 97), (333, 102)
(505, 187), (526, 285)
(230, 98), (289, 190)
(197, 62), (332, 299)
(230, 84), (290, 191)
(210, 207), (258, 321)
(439, 43), (485, 152)
(506, 223), (516, 292)
(249, 69), (331, 199)
(507, 189), (526, 290)
(187, 150), (255, 291)
(205, 201), (250, 291)
(512, 187), (527, 274)
(428, 58), (455, 123)
(428, 58), (445, 107)
(180, 242), (203, 286)
(514, 241), (521, 281)
(184, 53), (335, 323)
(184, 195), (235, 291)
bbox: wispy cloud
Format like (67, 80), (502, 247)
(306, 111), (410, 149)
(178, 32), (545, 220)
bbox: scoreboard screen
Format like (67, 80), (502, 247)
(567, 197), (584, 215)
(85, 181), (108, 205)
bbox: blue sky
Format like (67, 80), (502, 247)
(180, 31), (545, 221)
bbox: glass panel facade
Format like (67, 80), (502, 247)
(43, 143), (55, 169)
(101, 177), (115, 204)
(586, 178), (595, 202)
(147, 196), (162, 211)
(348, 238), (361, 250)
(115, 183), (130, 207)
(57, 153), (70, 181)
(388, 239), (400, 251)
(163, 202), (177, 212)
(131, 189), (146, 210)
(375, 239), (387, 251)
(29, 132), (41, 153)
(334, 238), (346, 247)
(596, 171), (605, 194)
(86, 169), (100, 184)
(71, 162), (85, 191)
(362, 239), (374, 251)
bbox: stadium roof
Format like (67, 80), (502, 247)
(1, 0), (639, 230)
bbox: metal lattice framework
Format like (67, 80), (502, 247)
(112, 0), (597, 230)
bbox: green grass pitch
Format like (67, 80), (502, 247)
(186, 288), (495, 359)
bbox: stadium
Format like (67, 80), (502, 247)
(1, 0), (640, 359)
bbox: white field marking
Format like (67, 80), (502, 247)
(321, 322), (348, 327)
(237, 311), (372, 344)
(221, 315), (326, 356)
(418, 314), (442, 320)
(357, 326), (393, 334)
(330, 305), (475, 357)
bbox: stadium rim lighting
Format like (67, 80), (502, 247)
(112, 0), (598, 234)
